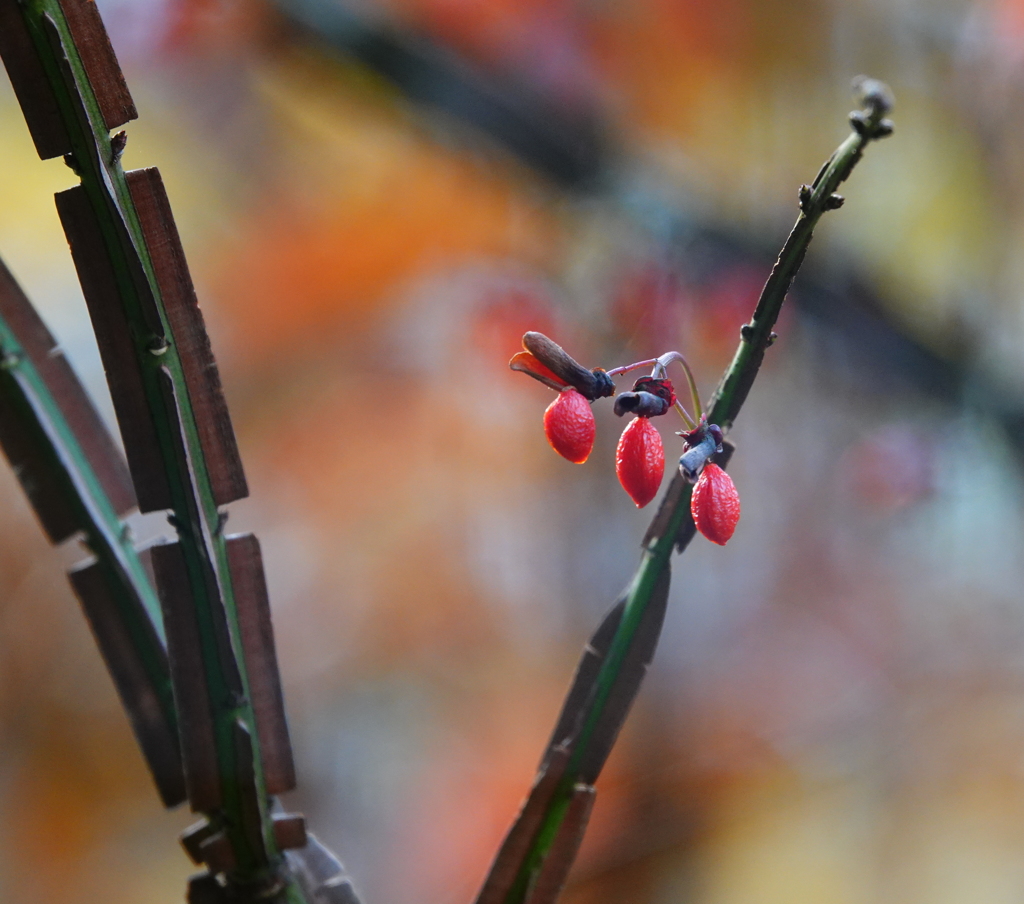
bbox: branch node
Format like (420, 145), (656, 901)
(849, 76), (895, 141)
(110, 129), (127, 164)
(825, 193), (845, 210)
(849, 111), (869, 135)
(739, 323), (756, 342)
(767, 332), (778, 347)
(798, 184), (813, 210)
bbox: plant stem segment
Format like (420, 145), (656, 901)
(6, 2), (304, 898)
(500, 79), (893, 904)
(707, 79), (893, 436)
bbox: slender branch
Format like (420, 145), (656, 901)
(489, 78), (893, 904)
(605, 358), (659, 376)
(673, 399), (697, 430)
(707, 76), (893, 435)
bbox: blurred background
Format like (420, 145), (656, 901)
(4, 0), (1024, 902)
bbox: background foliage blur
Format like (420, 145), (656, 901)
(4, 0), (1024, 902)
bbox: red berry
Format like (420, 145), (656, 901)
(690, 463), (740, 545)
(615, 416), (664, 508)
(543, 389), (595, 463)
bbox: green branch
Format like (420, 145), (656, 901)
(0, 258), (182, 805)
(491, 77), (894, 904)
(2, 1), (306, 897)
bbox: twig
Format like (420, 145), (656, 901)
(477, 77), (894, 904)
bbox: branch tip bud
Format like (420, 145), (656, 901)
(851, 75), (894, 116)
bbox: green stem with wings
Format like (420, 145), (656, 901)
(501, 78), (894, 904)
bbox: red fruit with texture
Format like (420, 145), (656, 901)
(543, 389), (595, 463)
(615, 417), (665, 508)
(690, 463), (740, 545)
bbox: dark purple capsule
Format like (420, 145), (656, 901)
(614, 391), (670, 418)
(613, 377), (676, 418)
(678, 422), (725, 482)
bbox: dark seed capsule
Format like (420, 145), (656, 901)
(614, 391), (670, 418)
(679, 434), (719, 481)
(679, 423), (724, 482)
(521, 332), (615, 401)
(613, 376), (675, 417)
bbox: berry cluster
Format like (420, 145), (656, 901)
(511, 332), (740, 545)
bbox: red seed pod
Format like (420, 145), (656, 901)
(543, 388), (595, 463)
(690, 463), (740, 545)
(615, 416), (665, 508)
